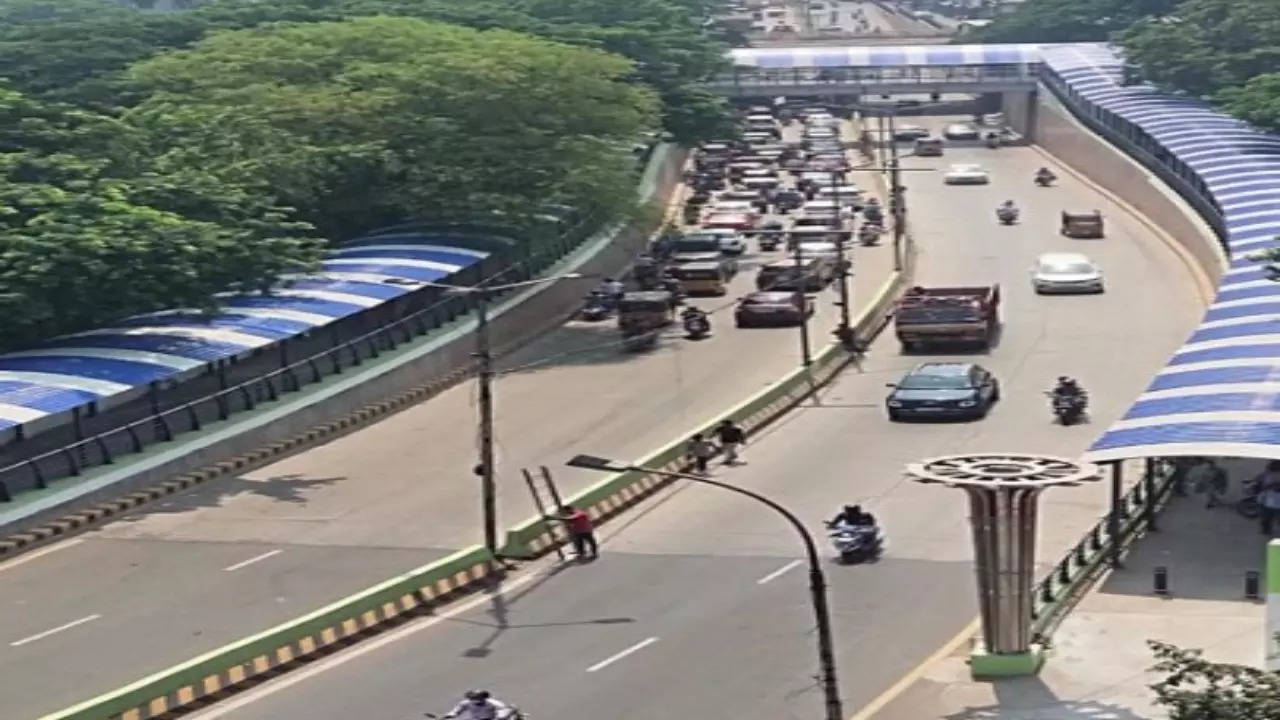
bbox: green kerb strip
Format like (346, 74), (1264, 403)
(1269, 539), (1280, 594)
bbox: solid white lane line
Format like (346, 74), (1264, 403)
(585, 637), (659, 673)
(183, 571), (543, 719)
(223, 549), (283, 572)
(10, 614), (102, 647)
(756, 560), (802, 585)
(0, 538), (84, 575)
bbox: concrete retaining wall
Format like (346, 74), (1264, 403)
(1031, 90), (1227, 286)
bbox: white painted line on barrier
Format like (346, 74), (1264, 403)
(10, 614), (101, 647)
(0, 538), (83, 575)
(585, 636), (659, 673)
(223, 549), (283, 572)
(756, 559), (802, 585)
(183, 570), (542, 719)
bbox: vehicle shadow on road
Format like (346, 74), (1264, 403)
(113, 473), (344, 522)
(941, 676), (1149, 719)
(454, 560), (636, 659)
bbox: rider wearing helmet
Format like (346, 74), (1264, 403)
(1053, 376), (1084, 399)
(444, 690), (512, 720)
(830, 504), (875, 528)
(1035, 166), (1056, 181)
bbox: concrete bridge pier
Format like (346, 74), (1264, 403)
(1000, 89), (1039, 142)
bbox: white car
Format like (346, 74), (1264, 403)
(699, 227), (748, 255)
(815, 185), (862, 201)
(1032, 252), (1104, 294)
(943, 123), (980, 140)
(804, 126), (838, 139)
(711, 200), (759, 217)
(944, 163), (990, 185)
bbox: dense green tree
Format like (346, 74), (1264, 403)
(125, 17), (659, 239)
(1220, 75), (1280, 133)
(0, 85), (321, 348)
(969, 0), (1177, 44)
(1149, 641), (1280, 719)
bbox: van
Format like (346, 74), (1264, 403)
(757, 258), (832, 292)
(914, 137), (944, 156)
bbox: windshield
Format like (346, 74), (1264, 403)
(897, 307), (982, 324)
(899, 372), (972, 390)
(674, 238), (721, 252)
(1043, 261), (1095, 274)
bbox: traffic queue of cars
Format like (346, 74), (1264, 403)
(676, 103), (882, 330)
(883, 117), (1108, 422)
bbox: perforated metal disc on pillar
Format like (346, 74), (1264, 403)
(906, 453), (1098, 676)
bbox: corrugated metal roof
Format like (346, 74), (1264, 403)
(1039, 45), (1280, 462)
(0, 233), (491, 430)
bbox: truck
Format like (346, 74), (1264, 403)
(894, 285), (1000, 351)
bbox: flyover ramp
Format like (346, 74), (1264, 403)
(176, 118), (1207, 719)
(0, 146), (895, 718)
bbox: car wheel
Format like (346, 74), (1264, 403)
(991, 382), (1001, 402)
(888, 410), (903, 422)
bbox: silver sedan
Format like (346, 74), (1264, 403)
(1032, 252), (1104, 294)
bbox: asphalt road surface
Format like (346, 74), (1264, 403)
(180, 117), (1206, 720)
(0, 116), (899, 718)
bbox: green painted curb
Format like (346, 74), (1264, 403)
(1268, 539), (1280, 594)
(970, 645), (1045, 678)
(36, 545), (494, 720)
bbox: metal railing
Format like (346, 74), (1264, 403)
(708, 63), (1042, 90)
(1029, 460), (1176, 637)
(0, 215), (604, 502)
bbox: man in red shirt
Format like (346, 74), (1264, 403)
(559, 504), (598, 559)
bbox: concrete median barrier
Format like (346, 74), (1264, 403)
(36, 546), (498, 720)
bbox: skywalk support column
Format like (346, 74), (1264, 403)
(907, 454), (1098, 677)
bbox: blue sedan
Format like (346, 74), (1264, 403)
(886, 362), (1000, 421)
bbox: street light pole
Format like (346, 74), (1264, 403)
(566, 454), (844, 720)
(792, 238), (813, 367)
(885, 113), (906, 273)
(831, 173), (852, 336)
(433, 272), (583, 554)
(474, 289), (498, 552)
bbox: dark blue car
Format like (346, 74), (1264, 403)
(886, 362), (1000, 421)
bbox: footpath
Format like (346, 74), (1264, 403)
(869, 456), (1268, 720)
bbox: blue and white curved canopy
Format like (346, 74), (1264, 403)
(727, 43), (1044, 69)
(0, 232), (492, 431)
(1038, 45), (1280, 461)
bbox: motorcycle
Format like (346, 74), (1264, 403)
(985, 133), (1000, 149)
(1047, 391), (1087, 425)
(682, 309), (711, 340)
(578, 292), (613, 322)
(1034, 174), (1056, 187)
(858, 223), (882, 246)
(424, 709), (525, 720)
(825, 521), (882, 563)
(996, 207), (1019, 225)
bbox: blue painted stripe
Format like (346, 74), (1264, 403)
(0, 380), (99, 413)
(1171, 344), (1280, 365)
(319, 261), (452, 283)
(1189, 320), (1280, 344)
(222, 296), (364, 319)
(1124, 392), (1280, 419)
(286, 278), (408, 301)
(924, 48), (966, 65)
(334, 248), (482, 268)
(867, 49), (907, 67)
(1092, 421), (1280, 450)
(33, 334), (241, 362)
(111, 314), (306, 339)
(1149, 365), (1280, 392)
(0, 356), (173, 385)
(1204, 302), (1280, 322)
(1216, 285), (1280, 304)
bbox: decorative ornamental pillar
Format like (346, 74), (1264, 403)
(906, 453), (1098, 676)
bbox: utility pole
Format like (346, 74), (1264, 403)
(885, 112), (906, 272)
(792, 238), (813, 367)
(830, 172), (853, 341)
(474, 289), (498, 553)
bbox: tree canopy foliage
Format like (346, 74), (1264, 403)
(0, 0), (714, 347)
(1149, 641), (1280, 719)
(125, 17), (658, 239)
(969, 0), (1280, 133)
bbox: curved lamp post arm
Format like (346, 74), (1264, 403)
(565, 455), (843, 720)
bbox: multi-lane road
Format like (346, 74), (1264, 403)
(173, 117), (1206, 719)
(0, 115), (898, 718)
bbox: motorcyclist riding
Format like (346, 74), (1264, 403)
(599, 277), (625, 302)
(1053, 376), (1085, 400)
(830, 504), (875, 528)
(443, 690), (513, 720)
(1035, 167), (1057, 184)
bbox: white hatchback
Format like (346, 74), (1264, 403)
(943, 163), (990, 185)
